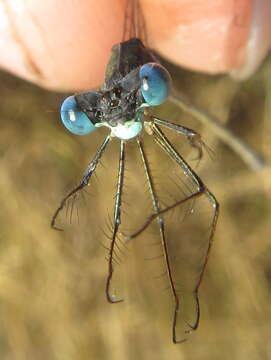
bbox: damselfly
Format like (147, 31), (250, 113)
(51, 0), (219, 343)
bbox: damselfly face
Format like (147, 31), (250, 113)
(52, 0), (219, 343)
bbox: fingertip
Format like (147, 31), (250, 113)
(142, 0), (253, 75)
(0, 0), (125, 91)
(230, 0), (271, 80)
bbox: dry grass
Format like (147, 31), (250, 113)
(0, 52), (270, 360)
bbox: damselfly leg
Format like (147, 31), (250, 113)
(130, 120), (219, 343)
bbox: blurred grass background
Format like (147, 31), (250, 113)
(0, 50), (271, 360)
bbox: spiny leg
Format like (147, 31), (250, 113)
(169, 92), (266, 171)
(130, 124), (219, 339)
(106, 140), (126, 303)
(51, 135), (111, 230)
(137, 139), (186, 344)
(130, 123), (212, 239)
(148, 125), (219, 332)
(153, 117), (205, 160)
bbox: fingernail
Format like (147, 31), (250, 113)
(230, 0), (271, 80)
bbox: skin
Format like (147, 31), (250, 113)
(0, 0), (270, 91)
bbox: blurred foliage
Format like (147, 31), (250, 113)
(0, 49), (271, 360)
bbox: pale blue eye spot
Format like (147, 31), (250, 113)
(60, 96), (96, 135)
(139, 63), (171, 106)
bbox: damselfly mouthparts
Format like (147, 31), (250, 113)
(51, 0), (219, 343)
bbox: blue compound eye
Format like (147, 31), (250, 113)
(60, 95), (96, 135)
(139, 63), (171, 106)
